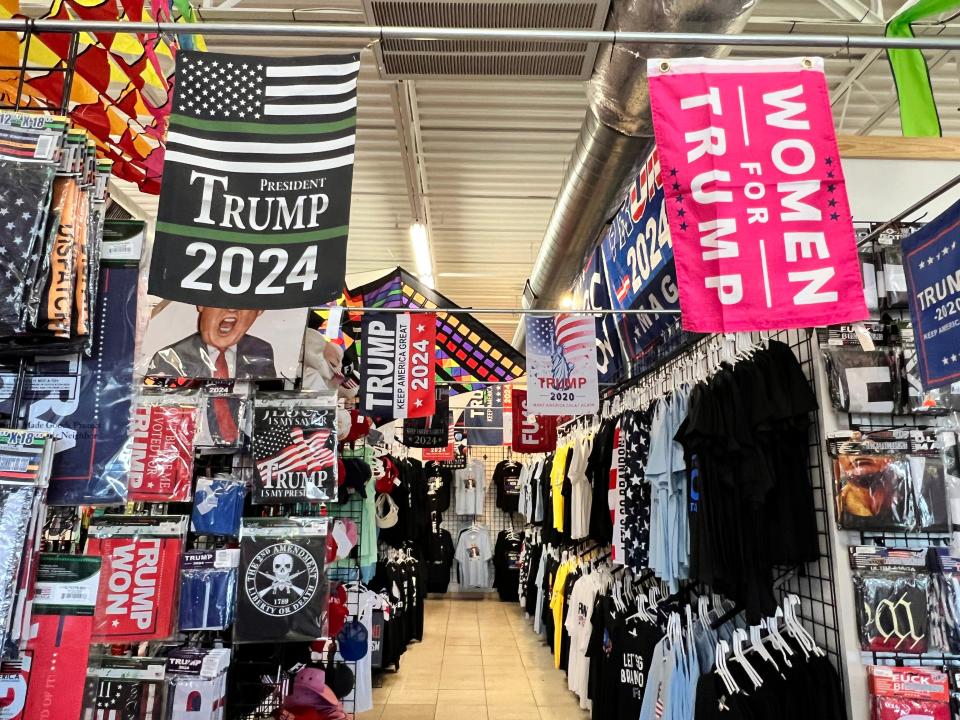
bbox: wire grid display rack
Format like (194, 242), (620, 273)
(601, 325), (846, 690)
(442, 444), (525, 594)
(828, 239), (960, 669)
(224, 444), (366, 720)
(0, 24), (79, 114)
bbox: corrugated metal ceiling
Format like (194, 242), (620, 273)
(111, 0), (960, 342)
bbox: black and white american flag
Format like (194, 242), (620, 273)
(91, 679), (159, 720)
(166, 50), (358, 174)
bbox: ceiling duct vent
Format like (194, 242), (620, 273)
(362, 0), (611, 79)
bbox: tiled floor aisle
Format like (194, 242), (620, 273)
(361, 598), (590, 720)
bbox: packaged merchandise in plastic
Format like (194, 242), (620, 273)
(236, 517), (329, 643)
(930, 550), (960, 654)
(178, 548), (238, 631)
(127, 397), (199, 502)
(0, 159), (56, 335)
(191, 473), (246, 537)
(23, 554), (100, 720)
(869, 665), (950, 719)
(164, 646), (229, 720)
(909, 430), (951, 533)
(86, 515), (187, 643)
(251, 393), (338, 504)
(833, 452), (915, 531)
(166, 667), (228, 720)
(38, 177), (79, 339)
(881, 242), (909, 309)
(38, 240), (138, 506)
(84, 655), (166, 720)
(829, 431), (923, 531)
(896, 322), (960, 415)
(822, 346), (900, 414)
(943, 432), (960, 556)
(195, 381), (251, 450)
(0, 430), (51, 650)
(851, 547), (930, 654)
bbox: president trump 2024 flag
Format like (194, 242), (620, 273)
(148, 50), (358, 309)
(360, 313), (436, 419)
(525, 314), (599, 415)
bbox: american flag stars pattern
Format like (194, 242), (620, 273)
(174, 56), (265, 120)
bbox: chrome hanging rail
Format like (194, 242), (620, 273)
(320, 306), (681, 315)
(3, 19), (960, 50)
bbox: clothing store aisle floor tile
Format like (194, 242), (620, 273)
(361, 599), (589, 720)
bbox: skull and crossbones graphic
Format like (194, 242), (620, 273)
(257, 553), (306, 599)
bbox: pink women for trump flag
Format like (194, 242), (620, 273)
(647, 56), (868, 332)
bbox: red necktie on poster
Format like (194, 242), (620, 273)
(214, 351), (239, 444)
(647, 56), (868, 332)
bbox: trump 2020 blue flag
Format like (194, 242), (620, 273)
(903, 197), (960, 391)
(525, 313), (599, 415)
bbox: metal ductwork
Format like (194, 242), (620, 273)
(513, 0), (757, 349)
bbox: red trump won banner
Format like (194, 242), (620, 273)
(647, 57), (868, 332)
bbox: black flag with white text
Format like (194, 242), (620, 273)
(148, 50), (358, 309)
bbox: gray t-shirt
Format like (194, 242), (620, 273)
(455, 527), (492, 588)
(454, 458), (486, 515)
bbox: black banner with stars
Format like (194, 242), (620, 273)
(148, 50), (359, 309)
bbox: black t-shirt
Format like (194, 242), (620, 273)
(424, 461), (452, 513)
(586, 594), (617, 718)
(493, 460), (523, 513)
(493, 531), (522, 602)
(561, 450), (573, 543)
(540, 458), (556, 545)
(588, 419), (615, 544)
(614, 619), (662, 719)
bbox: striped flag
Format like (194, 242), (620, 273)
(256, 426), (335, 484)
(148, 50), (359, 309)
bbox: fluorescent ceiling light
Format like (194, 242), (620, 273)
(410, 222), (435, 288)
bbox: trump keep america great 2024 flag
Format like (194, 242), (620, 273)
(148, 50), (358, 309)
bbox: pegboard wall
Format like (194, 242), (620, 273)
(444, 445), (525, 593)
(607, 326), (846, 685)
(822, 240), (960, 671)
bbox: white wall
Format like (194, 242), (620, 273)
(843, 157), (960, 223)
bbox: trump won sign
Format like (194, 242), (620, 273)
(647, 57), (868, 333)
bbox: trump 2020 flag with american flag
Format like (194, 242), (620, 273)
(148, 50), (359, 309)
(525, 313), (599, 415)
(251, 395), (338, 504)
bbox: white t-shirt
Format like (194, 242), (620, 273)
(454, 458), (486, 515)
(336, 588), (381, 713)
(563, 573), (598, 709)
(454, 527), (492, 587)
(569, 438), (593, 540)
(518, 462), (532, 520)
